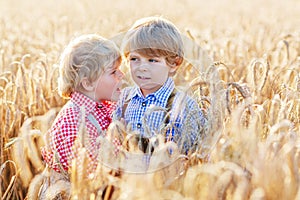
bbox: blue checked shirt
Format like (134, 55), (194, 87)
(113, 78), (207, 153)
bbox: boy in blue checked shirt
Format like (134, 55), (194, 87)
(114, 16), (207, 154)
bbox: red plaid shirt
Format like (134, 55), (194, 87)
(41, 92), (116, 174)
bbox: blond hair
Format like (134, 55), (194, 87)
(58, 34), (120, 98)
(122, 16), (184, 75)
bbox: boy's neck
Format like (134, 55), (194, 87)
(138, 77), (173, 97)
(75, 90), (105, 103)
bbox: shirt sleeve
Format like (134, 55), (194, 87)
(43, 106), (80, 172)
(182, 99), (207, 151)
(169, 95), (207, 154)
(53, 123), (78, 170)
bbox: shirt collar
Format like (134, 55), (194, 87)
(99, 100), (116, 115)
(131, 78), (175, 103)
(71, 92), (116, 114)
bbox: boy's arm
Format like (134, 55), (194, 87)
(54, 123), (78, 171)
(172, 97), (207, 154)
(184, 100), (207, 152)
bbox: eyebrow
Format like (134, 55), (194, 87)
(129, 52), (139, 56)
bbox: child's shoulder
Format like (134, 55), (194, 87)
(172, 90), (207, 124)
(56, 101), (81, 123)
(174, 90), (197, 104)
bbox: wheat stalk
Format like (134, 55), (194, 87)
(1, 1), (300, 199)
(248, 56), (270, 99)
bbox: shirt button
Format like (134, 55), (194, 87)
(137, 123), (142, 128)
(142, 102), (146, 107)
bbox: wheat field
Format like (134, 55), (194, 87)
(1, 0), (300, 199)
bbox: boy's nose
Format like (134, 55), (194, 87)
(138, 63), (148, 71)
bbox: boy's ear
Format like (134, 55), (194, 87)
(169, 56), (183, 67)
(174, 56), (183, 66)
(169, 56), (183, 73)
(81, 78), (95, 91)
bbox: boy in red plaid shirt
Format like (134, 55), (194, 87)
(39, 34), (124, 198)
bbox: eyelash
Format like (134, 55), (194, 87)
(129, 57), (159, 62)
(149, 59), (158, 62)
(130, 57), (137, 61)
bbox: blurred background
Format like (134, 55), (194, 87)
(1, 0), (299, 199)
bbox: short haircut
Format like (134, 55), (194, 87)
(122, 16), (184, 74)
(58, 34), (120, 98)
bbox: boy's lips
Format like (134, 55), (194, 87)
(137, 75), (150, 80)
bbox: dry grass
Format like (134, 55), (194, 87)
(1, 0), (300, 199)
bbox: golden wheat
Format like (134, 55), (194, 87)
(1, 0), (300, 199)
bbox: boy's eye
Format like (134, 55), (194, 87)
(129, 57), (138, 61)
(149, 58), (159, 63)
